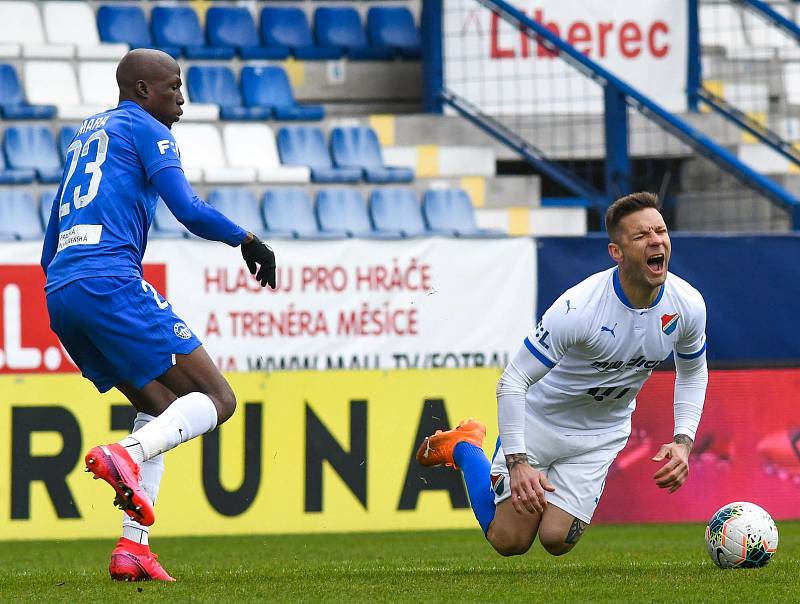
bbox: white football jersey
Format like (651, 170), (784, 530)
(525, 267), (706, 434)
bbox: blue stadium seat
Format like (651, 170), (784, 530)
(241, 66), (324, 121)
(206, 7), (287, 60)
(315, 189), (374, 237)
(152, 198), (189, 239)
(39, 190), (57, 232)
(4, 126), (62, 183)
(0, 149), (35, 185)
(0, 190), (43, 241)
(208, 188), (267, 237)
(277, 127), (360, 183)
(262, 189), (340, 239)
(369, 188), (427, 237)
(59, 125), (80, 158)
(187, 66), (271, 121)
(260, 7), (342, 60)
(367, 7), (421, 59)
(422, 189), (500, 237)
(330, 126), (414, 184)
(151, 6), (234, 60)
(0, 64), (56, 120)
(97, 5), (180, 58)
(314, 8), (394, 61)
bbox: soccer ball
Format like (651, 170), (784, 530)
(705, 502), (778, 568)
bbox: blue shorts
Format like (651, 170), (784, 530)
(47, 276), (202, 393)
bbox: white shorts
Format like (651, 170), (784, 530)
(489, 417), (630, 524)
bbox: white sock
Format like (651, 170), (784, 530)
(121, 412), (165, 546)
(117, 392), (218, 462)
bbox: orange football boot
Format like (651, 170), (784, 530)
(416, 418), (486, 469)
(109, 538), (175, 582)
(84, 443), (155, 526)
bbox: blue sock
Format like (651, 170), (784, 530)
(453, 441), (495, 535)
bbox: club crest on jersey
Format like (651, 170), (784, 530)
(660, 313), (679, 335)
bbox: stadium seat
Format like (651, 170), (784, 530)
(0, 148), (35, 185)
(330, 126), (414, 183)
(97, 5), (179, 58)
(0, 64), (56, 119)
(222, 124), (310, 184)
(315, 189), (373, 237)
(260, 7), (342, 60)
(25, 61), (108, 120)
(262, 189), (340, 239)
(277, 127), (361, 183)
(207, 188), (267, 237)
(0, 190), (43, 240)
(0, 1), (73, 58)
(43, 2), (127, 59)
(367, 7), (421, 59)
(152, 198), (189, 239)
(369, 188), (427, 237)
(187, 66), (270, 121)
(314, 8), (394, 61)
(39, 190), (57, 231)
(58, 125), (79, 158)
(422, 189), (500, 237)
(151, 6), (233, 60)
(172, 123), (255, 183)
(206, 7), (288, 60)
(78, 61), (119, 110)
(3, 125), (63, 183)
(240, 66), (324, 121)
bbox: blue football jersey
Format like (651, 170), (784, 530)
(44, 101), (182, 293)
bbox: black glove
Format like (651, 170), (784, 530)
(241, 234), (276, 289)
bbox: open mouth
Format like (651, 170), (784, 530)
(646, 253), (665, 274)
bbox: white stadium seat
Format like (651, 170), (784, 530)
(43, 1), (127, 60)
(0, 1), (73, 58)
(24, 61), (107, 120)
(223, 124), (310, 183)
(172, 124), (256, 184)
(78, 61), (119, 110)
(179, 97), (220, 122)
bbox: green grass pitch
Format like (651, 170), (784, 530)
(1, 522), (797, 603)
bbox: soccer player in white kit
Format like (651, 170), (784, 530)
(416, 192), (708, 556)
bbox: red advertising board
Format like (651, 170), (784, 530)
(596, 369), (800, 523)
(0, 264), (166, 374)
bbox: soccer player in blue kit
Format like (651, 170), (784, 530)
(40, 49), (276, 581)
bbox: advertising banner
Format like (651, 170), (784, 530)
(444, 0), (688, 113)
(0, 369), (500, 540)
(596, 368), (800, 524)
(143, 238), (535, 373)
(0, 238), (535, 375)
(1, 368), (798, 540)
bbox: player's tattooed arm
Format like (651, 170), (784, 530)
(505, 453), (529, 471)
(673, 433), (693, 451)
(565, 518), (588, 544)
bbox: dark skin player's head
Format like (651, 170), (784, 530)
(117, 49), (184, 129)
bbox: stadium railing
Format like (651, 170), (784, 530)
(425, 0), (800, 232)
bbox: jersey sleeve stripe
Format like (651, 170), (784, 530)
(676, 342), (707, 360)
(523, 336), (556, 368)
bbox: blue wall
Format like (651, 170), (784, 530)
(536, 234), (800, 365)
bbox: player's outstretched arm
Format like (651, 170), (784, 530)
(497, 343), (555, 513)
(151, 167), (247, 246)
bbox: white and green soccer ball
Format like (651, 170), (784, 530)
(705, 502), (779, 568)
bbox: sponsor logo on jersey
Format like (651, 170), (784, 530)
(661, 313), (679, 335)
(591, 355), (662, 373)
(173, 322), (192, 340)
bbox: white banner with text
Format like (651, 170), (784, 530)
(444, 0), (688, 113)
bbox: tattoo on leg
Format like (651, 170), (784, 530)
(565, 518), (588, 544)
